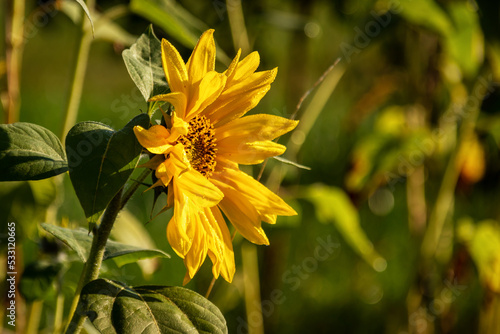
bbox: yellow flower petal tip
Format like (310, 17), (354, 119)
(135, 29), (297, 283)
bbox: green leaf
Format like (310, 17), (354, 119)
(65, 114), (150, 226)
(73, 0), (95, 36)
(304, 184), (387, 272)
(399, 0), (453, 36)
(122, 25), (169, 103)
(80, 278), (228, 334)
(19, 261), (63, 302)
(457, 218), (500, 292)
(444, 2), (484, 78)
(0, 123), (68, 181)
(130, 0), (230, 64)
(41, 223), (170, 266)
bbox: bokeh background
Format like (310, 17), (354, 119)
(2, 0), (500, 333)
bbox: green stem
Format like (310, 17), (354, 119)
(226, 0), (250, 55)
(26, 301), (43, 334)
(60, 0), (95, 139)
(53, 276), (65, 334)
(241, 243), (264, 334)
(65, 189), (123, 334)
(5, 0), (25, 123)
(421, 73), (491, 259)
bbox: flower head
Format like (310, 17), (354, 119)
(134, 29), (298, 284)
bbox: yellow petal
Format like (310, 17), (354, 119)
(183, 213), (208, 280)
(230, 51), (260, 83)
(215, 114), (299, 141)
(167, 215), (190, 259)
(224, 68), (277, 98)
(164, 145), (190, 178)
(171, 111), (189, 137)
(199, 208), (223, 277)
(186, 71), (227, 120)
(161, 38), (188, 94)
(149, 92), (187, 119)
(213, 167), (297, 218)
(210, 206), (235, 282)
(154, 160), (173, 187)
(262, 214), (277, 225)
(217, 140), (287, 164)
(186, 29), (216, 85)
(137, 154), (164, 170)
(202, 69), (277, 125)
(182, 271), (192, 286)
(133, 125), (173, 154)
(212, 179), (269, 245)
(176, 168), (224, 207)
(199, 206), (235, 282)
(166, 191), (195, 258)
(223, 49), (241, 80)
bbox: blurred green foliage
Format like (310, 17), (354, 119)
(1, 0), (500, 333)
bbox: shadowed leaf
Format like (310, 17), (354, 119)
(80, 278), (228, 334)
(65, 114), (150, 227)
(123, 25), (169, 103)
(41, 223), (170, 266)
(0, 123), (68, 181)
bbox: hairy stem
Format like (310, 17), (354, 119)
(65, 189), (123, 334)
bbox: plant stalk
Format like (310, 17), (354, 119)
(60, 0), (95, 139)
(26, 301), (43, 334)
(65, 189), (123, 334)
(5, 0), (26, 123)
(420, 73), (491, 259)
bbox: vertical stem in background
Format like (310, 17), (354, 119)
(60, 0), (95, 139)
(26, 300), (43, 334)
(420, 74), (490, 260)
(242, 242), (264, 334)
(53, 279), (65, 334)
(65, 189), (123, 334)
(226, 0), (250, 56)
(406, 106), (427, 236)
(5, 0), (26, 123)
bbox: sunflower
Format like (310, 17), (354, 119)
(133, 29), (298, 284)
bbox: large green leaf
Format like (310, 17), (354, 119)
(65, 114), (150, 226)
(130, 0), (230, 64)
(80, 279), (228, 334)
(41, 223), (170, 266)
(0, 123), (68, 181)
(305, 185), (387, 272)
(122, 25), (169, 103)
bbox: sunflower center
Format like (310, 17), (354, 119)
(177, 115), (217, 177)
